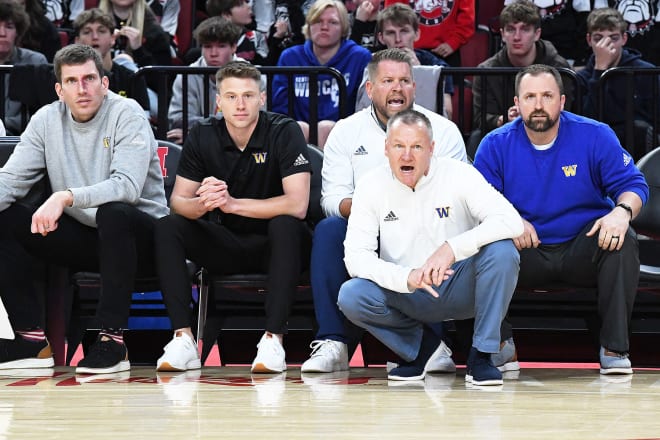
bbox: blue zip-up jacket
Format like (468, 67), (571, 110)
(272, 39), (371, 122)
(474, 111), (649, 244)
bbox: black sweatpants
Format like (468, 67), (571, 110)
(0, 202), (158, 330)
(155, 214), (312, 334)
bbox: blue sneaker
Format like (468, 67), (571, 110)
(491, 338), (520, 372)
(599, 347), (633, 375)
(466, 347), (503, 386)
(388, 328), (440, 381)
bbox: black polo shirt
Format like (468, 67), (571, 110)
(178, 111), (312, 234)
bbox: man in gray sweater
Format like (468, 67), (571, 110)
(0, 44), (168, 374)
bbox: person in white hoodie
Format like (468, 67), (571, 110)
(337, 109), (523, 385)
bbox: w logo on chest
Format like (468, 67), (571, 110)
(561, 164), (577, 177)
(435, 207), (450, 218)
(252, 152), (267, 164)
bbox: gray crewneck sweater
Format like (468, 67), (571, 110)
(0, 92), (168, 227)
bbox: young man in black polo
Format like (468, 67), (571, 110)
(154, 61), (312, 373)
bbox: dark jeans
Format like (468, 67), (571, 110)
(0, 202), (158, 330)
(155, 214), (312, 334)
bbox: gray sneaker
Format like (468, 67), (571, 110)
(424, 340), (456, 374)
(491, 338), (520, 372)
(599, 346), (633, 375)
(386, 340), (456, 375)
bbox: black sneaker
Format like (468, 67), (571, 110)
(0, 336), (55, 370)
(75, 336), (130, 374)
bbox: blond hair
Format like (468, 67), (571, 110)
(302, 0), (350, 40)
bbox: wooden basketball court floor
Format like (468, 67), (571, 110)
(1, 364), (660, 439)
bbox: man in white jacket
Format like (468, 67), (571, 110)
(338, 109), (523, 385)
(301, 48), (466, 375)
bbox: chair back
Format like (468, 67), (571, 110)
(306, 144), (324, 227)
(156, 139), (182, 201)
(632, 146), (660, 238)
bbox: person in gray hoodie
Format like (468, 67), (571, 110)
(0, 44), (168, 375)
(166, 16), (243, 144)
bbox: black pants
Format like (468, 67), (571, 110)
(507, 221), (639, 353)
(155, 214), (312, 334)
(0, 202), (158, 330)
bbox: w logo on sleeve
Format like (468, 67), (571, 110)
(561, 164), (577, 177)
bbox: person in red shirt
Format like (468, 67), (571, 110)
(383, 0), (474, 66)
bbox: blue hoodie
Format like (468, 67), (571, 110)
(272, 39), (372, 122)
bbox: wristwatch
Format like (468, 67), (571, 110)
(615, 202), (633, 221)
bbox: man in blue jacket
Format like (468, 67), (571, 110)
(474, 64), (649, 375)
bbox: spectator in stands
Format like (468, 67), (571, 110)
(146, 0), (180, 47)
(474, 64), (649, 375)
(99, 0), (172, 117)
(374, 3), (453, 119)
(577, 7), (659, 161)
(265, 0), (305, 65)
(349, 0), (382, 52)
(271, 0), (372, 148)
(154, 61), (312, 374)
(205, 0), (268, 65)
(99, 0), (172, 72)
(0, 0), (48, 135)
(167, 16), (243, 144)
(337, 109), (522, 384)
(471, 0), (571, 157)
(301, 49), (466, 376)
(383, 0), (474, 67)
(504, 0), (591, 67)
(0, 44), (168, 374)
(15, 0), (62, 62)
(73, 8), (151, 114)
(608, 0), (660, 66)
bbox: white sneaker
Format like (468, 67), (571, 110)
(386, 340), (456, 374)
(251, 333), (287, 373)
(300, 340), (349, 373)
(424, 341), (456, 374)
(156, 331), (201, 372)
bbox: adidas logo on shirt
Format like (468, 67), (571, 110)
(354, 146), (368, 156)
(293, 154), (309, 166)
(623, 153), (632, 166)
(384, 211), (399, 222)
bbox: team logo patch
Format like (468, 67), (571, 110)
(435, 207), (450, 218)
(561, 164), (577, 177)
(411, 0), (454, 26)
(102, 136), (110, 149)
(252, 152), (267, 164)
(384, 211), (399, 222)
